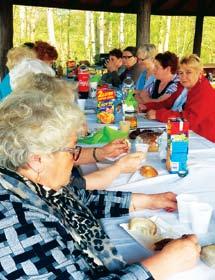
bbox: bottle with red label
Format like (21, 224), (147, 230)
(78, 64), (90, 99)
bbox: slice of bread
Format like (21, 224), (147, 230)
(128, 217), (157, 237)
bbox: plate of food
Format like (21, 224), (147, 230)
(120, 216), (181, 251)
(129, 128), (165, 152)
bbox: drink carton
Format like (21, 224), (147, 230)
(166, 118), (189, 176)
(96, 86), (116, 124)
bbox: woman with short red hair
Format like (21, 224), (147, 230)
(34, 40), (58, 65)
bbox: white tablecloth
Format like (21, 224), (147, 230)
(83, 112), (215, 280)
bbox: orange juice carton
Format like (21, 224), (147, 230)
(96, 86), (116, 124)
(166, 118), (189, 176)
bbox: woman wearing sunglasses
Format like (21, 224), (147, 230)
(0, 90), (200, 279)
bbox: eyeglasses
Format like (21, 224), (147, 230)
(122, 55), (133, 59)
(60, 146), (82, 161)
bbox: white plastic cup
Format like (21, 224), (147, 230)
(135, 143), (149, 162)
(89, 81), (98, 98)
(176, 194), (198, 223)
(190, 202), (213, 234)
(77, 99), (86, 111)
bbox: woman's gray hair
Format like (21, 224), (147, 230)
(137, 44), (157, 59)
(15, 73), (76, 102)
(0, 90), (85, 170)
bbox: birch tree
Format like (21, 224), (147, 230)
(98, 12), (104, 53)
(163, 16), (171, 51)
(85, 11), (91, 59)
(47, 8), (56, 46)
(107, 13), (113, 50)
(119, 13), (124, 48)
(19, 6), (26, 43)
(90, 11), (96, 61)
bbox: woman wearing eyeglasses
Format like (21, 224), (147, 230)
(135, 44), (157, 92)
(0, 91), (199, 279)
(136, 51), (180, 110)
(146, 54), (215, 142)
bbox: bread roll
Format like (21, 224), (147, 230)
(201, 244), (215, 268)
(140, 165), (158, 178)
(128, 217), (157, 237)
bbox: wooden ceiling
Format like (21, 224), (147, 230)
(12, 0), (215, 16)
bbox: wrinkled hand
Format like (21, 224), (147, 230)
(101, 139), (130, 158)
(160, 234), (200, 274)
(132, 192), (177, 212)
(142, 234), (200, 279)
(116, 152), (145, 173)
(146, 109), (156, 120)
(149, 192), (177, 211)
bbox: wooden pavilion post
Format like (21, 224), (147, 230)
(193, 14), (204, 57)
(193, 0), (204, 57)
(136, 0), (151, 48)
(0, 0), (13, 80)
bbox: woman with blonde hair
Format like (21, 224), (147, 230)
(0, 46), (55, 101)
(146, 54), (215, 142)
(0, 90), (199, 278)
(0, 46), (36, 100)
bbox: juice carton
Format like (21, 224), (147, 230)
(96, 86), (116, 124)
(166, 118), (189, 176)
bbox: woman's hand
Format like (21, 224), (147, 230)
(142, 234), (200, 280)
(115, 152), (145, 173)
(98, 139), (130, 159)
(131, 192), (177, 212)
(146, 109), (156, 120)
(105, 59), (118, 72)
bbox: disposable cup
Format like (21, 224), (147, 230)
(119, 120), (130, 133)
(135, 143), (149, 162)
(77, 99), (86, 111)
(190, 202), (213, 234)
(176, 194), (198, 223)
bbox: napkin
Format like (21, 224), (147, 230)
(78, 126), (128, 144)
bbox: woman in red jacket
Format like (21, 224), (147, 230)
(146, 54), (215, 142)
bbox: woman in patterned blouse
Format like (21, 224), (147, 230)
(0, 90), (200, 279)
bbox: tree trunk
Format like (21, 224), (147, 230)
(107, 13), (113, 50)
(47, 8), (56, 47)
(30, 7), (39, 41)
(163, 16), (171, 51)
(67, 11), (71, 59)
(90, 11), (96, 61)
(84, 11), (91, 60)
(98, 12), (104, 53)
(158, 17), (165, 52)
(19, 6), (25, 44)
(0, 0), (13, 79)
(119, 13), (124, 48)
(181, 17), (189, 56)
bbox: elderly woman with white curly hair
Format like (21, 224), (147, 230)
(0, 90), (200, 279)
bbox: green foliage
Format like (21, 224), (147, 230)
(13, 6), (214, 67)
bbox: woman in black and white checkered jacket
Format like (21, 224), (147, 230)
(0, 89), (199, 279)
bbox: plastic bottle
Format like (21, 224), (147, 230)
(78, 64), (90, 99)
(122, 76), (134, 100)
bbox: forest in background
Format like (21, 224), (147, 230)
(13, 6), (215, 67)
